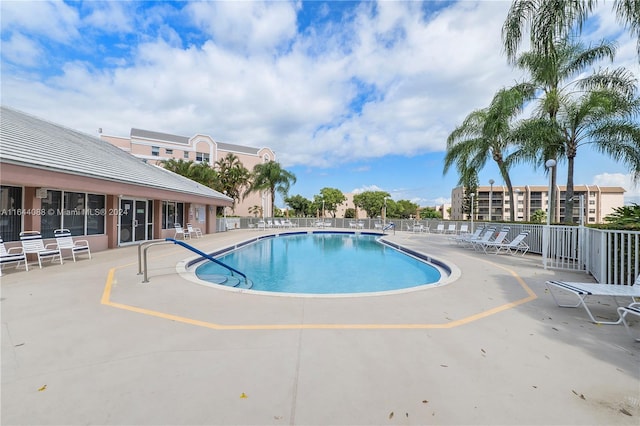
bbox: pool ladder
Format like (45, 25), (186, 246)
(137, 238), (251, 288)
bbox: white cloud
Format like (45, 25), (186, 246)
(593, 173), (640, 198)
(352, 185), (385, 194)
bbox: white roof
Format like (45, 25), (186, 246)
(0, 106), (232, 202)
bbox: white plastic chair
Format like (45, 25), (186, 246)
(174, 223), (189, 239)
(54, 229), (91, 262)
(20, 231), (62, 268)
(187, 224), (203, 238)
(0, 237), (28, 275)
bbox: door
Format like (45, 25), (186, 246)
(119, 199), (150, 245)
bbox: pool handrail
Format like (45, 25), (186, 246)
(165, 238), (249, 286)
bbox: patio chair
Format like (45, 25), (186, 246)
(0, 237), (28, 275)
(452, 226), (483, 244)
(257, 220), (266, 230)
(462, 227), (495, 249)
(445, 224), (457, 234)
(349, 221), (357, 229)
(54, 229), (91, 262)
(617, 303), (640, 341)
(457, 224), (469, 235)
(475, 227), (510, 253)
(187, 223), (203, 238)
(482, 231), (530, 256)
(19, 231), (62, 268)
(435, 223), (445, 233)
(174, 223), (189, 239)
(545, 275), (640, 324)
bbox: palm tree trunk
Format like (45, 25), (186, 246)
(565, 155), (575, 224)
(550, 162), (557, 224)
(503, 173), (516, 222)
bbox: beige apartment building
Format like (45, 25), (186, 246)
(450, 185), (625, 224)
(101, 129), (276, 217)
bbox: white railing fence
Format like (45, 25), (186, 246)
(225, 218), (639, 284)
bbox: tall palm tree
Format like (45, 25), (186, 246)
(444, 85), (533, 221)
(510, 38), (638, 221)
(245, 161), (296, 217)
(502, 0), (640, 64)
(215, 153), (250, 212)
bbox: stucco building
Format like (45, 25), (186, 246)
(0, 106), (232, 250)
(100, 128), (276, 218)
(450, 185), (625, 223)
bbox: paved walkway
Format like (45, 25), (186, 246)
(1, 229), (638, 425)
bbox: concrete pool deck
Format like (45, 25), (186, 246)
(1, 229), (638, 425)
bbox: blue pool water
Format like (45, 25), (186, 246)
(195, 233), (442, 294)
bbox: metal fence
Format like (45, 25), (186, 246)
(218, 218), (639, 284)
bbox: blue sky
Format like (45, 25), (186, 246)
(2, 1), (639, 207)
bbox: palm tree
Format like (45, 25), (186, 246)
(161, 158), (194, 176)
(510, 38), (639, 222)
(215, 153), (250, 212)
(444, 85), (533, 221)
(245, 161), (296, 217)
(502, 0), (640, 64)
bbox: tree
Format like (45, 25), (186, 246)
(245, 161), (296, 217)
(161, 158), (219, 188)
(314, 188), (347, 218)
(502, 0), (640, 220)
(532, 209), (546, 223)
(284, 195), (312, 217)
(214, 153), (250, 213)
(353, 191), (391, 219)
(444, 86), (532, 221)
(248, 205), (262, 218)
(344, 208), (356, 219)
(502, 0), (640, 64)
(604, 203), (640, 225)
(394, 200), (419, 219)
(510, 38), (640, 222)
(461, 169), (478, 220)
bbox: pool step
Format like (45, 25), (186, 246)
(198, 273), (253, 289)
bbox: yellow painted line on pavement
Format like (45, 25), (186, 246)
(101, 253), (537, 331)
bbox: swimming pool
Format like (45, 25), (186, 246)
(194, 232), (445, 295)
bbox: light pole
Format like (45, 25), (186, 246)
(470, 192), (475, 233)
(383, 197), (387, 228)
(322, 199), (325, 220)
(544, 159), (556, 269)
(488, 179), (494, 222)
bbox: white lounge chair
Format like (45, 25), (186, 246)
(475, 227), (510, 253)
(452, 226), (483, 244)
(545, 275), (640, 324)
(445, 223), (457, 234)
(20, 231), (62, 268)
(257, 220), (266, 230)
(349, 221), (357, 229)
(174, 223), (189, 239)
(462, 227), (495, 248)
(0, 237), (28, 275)
(435, 223), (445, 233)
(54, 229), (91, 262)
(617, 303), (640, 341)
(482, 231), (530, 256)
(457, 224), (469, 235)
(187, 223), (203, 238)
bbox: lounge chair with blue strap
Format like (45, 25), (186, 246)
(0, 237), (28, 275)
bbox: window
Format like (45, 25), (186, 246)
(151, 146), (160, 156)
(41, 190), (105, 238)
(87, 194), (105, 235)
(589, 209), (596, 214)
(589, 200), (595, 205)
(0, 185), (23, 241)
(263, 154), (271, 162)
(196, 152), (210, 163)
(183, 151), (190, 159)
(41, 190), (62, 238)
(161, 201), (184, 229)
(589, 217), (595, 222)
(165, 148), (173, 155)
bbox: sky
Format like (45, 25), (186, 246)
(2, 0), (639, 208)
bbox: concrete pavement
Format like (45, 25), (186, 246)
(1, 229), (638, 425)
